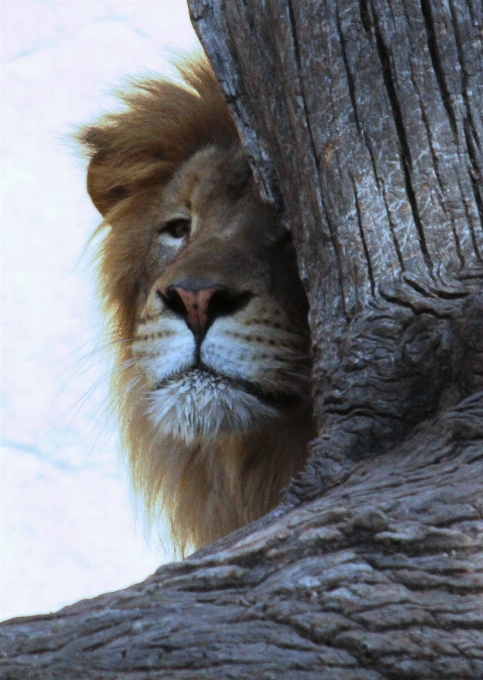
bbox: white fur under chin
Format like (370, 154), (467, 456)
(146, 368), (278, 443)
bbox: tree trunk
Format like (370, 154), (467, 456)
(2, 1), (482, 678)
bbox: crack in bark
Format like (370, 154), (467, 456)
(359, 0), (374, 35)
(337, 9), (362, 138)
(338, 8), (406, 276)
(416, 82), (466, 268)
(286, 0), (349, 319)
(381, 190), (406, 271)
(351, 175), (376, 297)
(323, 405), (406, 420)
(420, 0), (459, 139)
(458, 176), (483, 260)
(448, 0), (483, 235)
(371, 8), (433, 272)
(465, 122), (483, 234)
(379, 288), (453, 318)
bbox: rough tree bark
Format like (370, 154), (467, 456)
(1, 1), (482, 678)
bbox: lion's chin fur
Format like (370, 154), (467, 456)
(147, 368), (279, 443)
(120, 366), (313, 556)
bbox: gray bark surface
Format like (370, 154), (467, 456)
(2, 1), (482, 678)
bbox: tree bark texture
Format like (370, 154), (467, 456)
(1, 1), (482, 678)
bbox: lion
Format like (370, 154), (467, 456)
(78, 55), (314, 555)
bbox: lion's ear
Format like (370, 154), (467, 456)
(86, 150), (131, 217)
(78, 127), (129, 216)
(81, 125), (172, 217)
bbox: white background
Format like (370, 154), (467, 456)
(1, 0), (199, 621)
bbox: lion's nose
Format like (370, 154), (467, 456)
(161, 283), (252, 341)
(170, 286), (221, 339)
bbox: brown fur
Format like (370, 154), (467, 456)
(78, 55), (314, 555)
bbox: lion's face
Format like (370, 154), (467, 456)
(131, 146), (311, 442)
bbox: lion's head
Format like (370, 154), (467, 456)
(79, 56), (314, 554)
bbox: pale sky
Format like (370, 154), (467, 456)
(1, 0), (199, 621)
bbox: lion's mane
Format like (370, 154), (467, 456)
(79, 56), (313, 555)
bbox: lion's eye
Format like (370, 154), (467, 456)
(161, 218), (191, 239)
